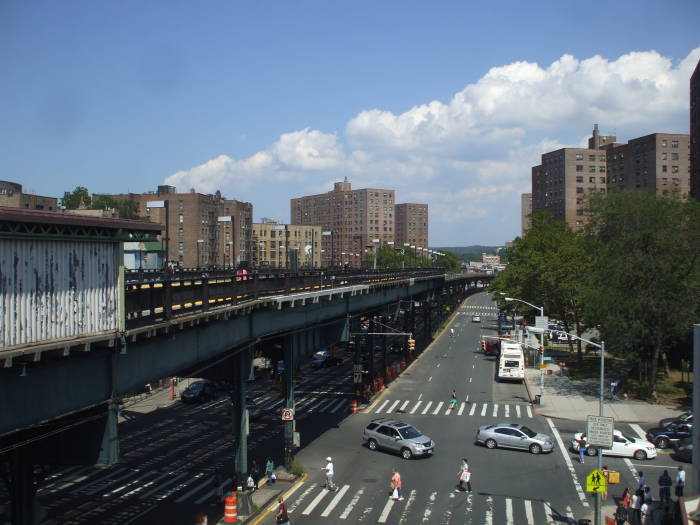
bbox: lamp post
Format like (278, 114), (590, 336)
(504, 297), (545, 404)
(528, 327), (605, 525)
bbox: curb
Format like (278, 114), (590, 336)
(240, 472), (308, 525)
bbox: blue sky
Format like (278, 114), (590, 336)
(2, 1), (699, 245)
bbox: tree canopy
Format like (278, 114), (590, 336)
(60, 187), (142, 220)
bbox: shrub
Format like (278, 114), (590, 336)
(290, 459), (305, 477)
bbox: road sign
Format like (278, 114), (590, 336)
(585, 469), (607, 493)
(543, 356), (552, 361)
(586, 415), (614, 449)
(353, 372), (363, 383)
(281, 408), (295, 421)
(535, 316), (548, 330)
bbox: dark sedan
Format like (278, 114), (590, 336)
(659, 411), (693, 429)
(180, 380), (215, 403)
(646, 422), (692, 449)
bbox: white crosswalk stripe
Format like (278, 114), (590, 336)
(365, 399), (533, 418)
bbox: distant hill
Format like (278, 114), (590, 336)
(432, 245), (502, 262)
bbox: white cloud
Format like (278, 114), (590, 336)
(165, 46), (700, 244)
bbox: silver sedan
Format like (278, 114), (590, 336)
(476, 423), (554, 454)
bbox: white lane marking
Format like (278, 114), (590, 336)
(421, 491), (437, 523)
(546, 417), (589, 507)
(469, 403), (476, 416)
(399, 400), (410, 411)
(428, 376), (433, 382)
(321, 484), (350, 517)
(318, 398), (338, 412)
(566, 506), (575, 519)
(397, 489), (417, 525)
(458, 402), (466, 415)
(505, 497), (514, 525)
(624, 458), (640, 481)
(433, 401), (444, 415)
(138, 472), (189, 499)
(418, 393), (423, 400)
(377, 497), (395, 523)
(422, 401), (433, 415)
(469, 377), (472, 382)
(387, 400), (401, 413)
(473, 364), (475, 369)
(289, 483), (318, 514)
(515, 405), (521, 418)
(375, 399), (390, 414)
(484, 495), (493, 525)
(410, 401), (423, 414)
(505, 405), (510, 418)
(493, 404), (498, 417)
(524, 499), (534, 523)
(481, 403), (487, 417)
(436, 363), (440, 368)
(302, 487), (331, 515)
(544, 501), (555, 524)
(629, 423), (647, 441)
(329, 398), (347, 413)
(339, 487), (363, 519)
(526, 405), (533, 418)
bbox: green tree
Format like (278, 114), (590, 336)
(490, 211), (592, 363)
(92, 194), (141, 219)
(583, 190), (700, 399)
(60, 186), (91, 209)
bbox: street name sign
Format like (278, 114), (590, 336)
(585, 469), (607, 493)
(586, 415), (614, 449)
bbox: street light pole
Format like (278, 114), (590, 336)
(505, 297), (545, 404)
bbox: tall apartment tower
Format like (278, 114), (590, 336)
(394, 203), (429, 252)
(108, 186), (253, 268)
(531, 126), (612, 230)
(607, 134), (691, 198)
(520, 193), (532, 235)
(290, 180), (395, 268)
(691, 58), (700, 201)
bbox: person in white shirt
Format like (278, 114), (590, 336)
(675, 466), (686, 498)
(323, 457), (338, 491)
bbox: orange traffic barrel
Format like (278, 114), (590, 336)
(195, 512), (208, 525)
(224, 492), (238, 523)
(350, 399), (358, 413)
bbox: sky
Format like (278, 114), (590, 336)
(2, 1), (699, 246)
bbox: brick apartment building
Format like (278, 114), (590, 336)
(531, 126), (691, 230)
(252, 219), (322, 269)
(290, 180), (396, 268)
(107, 185), (253, 268)
(0, 181), (57, 211)
(394, 203), (429, 252)
(691, 58), (700, 201)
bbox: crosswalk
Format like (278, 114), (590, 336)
(366, 399), (534, 419)
(286, 483), (579, 524)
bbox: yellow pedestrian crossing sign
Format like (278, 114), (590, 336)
(586, 469), (607, 493)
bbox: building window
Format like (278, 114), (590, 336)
(671, 152), (679, 160)
(671, 140), (679, 148)
(575, 154), (583, 160)
(178, 242), (184, 251)
(179, 214), (184, 223)
(576, 165), (584, 172)
(576, 220), (584, 228)
(599, 166), (606, 173)
(576, 209), (584, 216)
(589, 166), (596, 173)
(178, 200), (184, 209)
(589, 176), (596, 183)
(576, 198), (583, 205)
(576, 176), (584, 183)
(662, 165), (667, 172)
(576, 187), (584, 194)
(672, 166), (679, 173)
(662, 178), (668, 185)
(661, 139), (668, 147)
(662, 152), (668, 160)
(588, 155), (596, 161)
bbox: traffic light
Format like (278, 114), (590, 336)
(407, 338), (415, 351)
(480, 340), (486, 352)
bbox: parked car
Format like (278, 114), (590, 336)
(363, 418), (435, 459)
(570, 430), (657, 460)
(310, 354), (342, 368)
(180, 380), (215, 403)
(659, 411), (693, 429)
(472, 315), (481, 323)
(476, 423), (553, 454)
(646, 423), (692, 449)
(673, 436), (693, 462)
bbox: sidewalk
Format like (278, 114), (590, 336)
(216, 473), (300, 525)
(524, 363), (685, 424)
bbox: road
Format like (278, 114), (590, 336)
(1, 292), (688, 524)
(260, 293), (689, 525)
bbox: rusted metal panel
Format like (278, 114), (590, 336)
(0, 238), (119, 349)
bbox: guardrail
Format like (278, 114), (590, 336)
(124, 267), (445, 329)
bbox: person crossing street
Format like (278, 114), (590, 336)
(322, 457), (338, 491)
(449, 389), (458, 410)
(456, 458), (472, 492)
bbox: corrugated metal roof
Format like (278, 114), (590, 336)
(0, 207), (162, 233)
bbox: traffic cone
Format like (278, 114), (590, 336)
(224, 492), (238, 523)
(350, 399), (358, 413)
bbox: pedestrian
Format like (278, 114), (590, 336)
(250, 459), (260, 488)
(610, 380), (618, 400)
(246, 472), (256, 492)
(630, 489), (642, 524)
(675, 466), (685, 498)
(659, 469), (672, 505)
(456, 458), (471, 492)
(266, 457), (275, 484)
(621, 487), (631, 509)
(577, 436), (587, 464)
(614, 501), (628, 525)
(449, 389), (458, 410)
(640, 498), (651, 525)
(643, 486), (653, 505)
(323, 457), (338, 491)
(601, 465), (609, 502)
(638, 471), (647, 493)
(276, 495), (290, 525)
(390, 470), (403, 501)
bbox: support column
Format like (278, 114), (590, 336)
(283, 334), (297, 470)
(233, 349), (251, 478)
(97, 345), (120, 467)
(368, 318), (377, 384)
